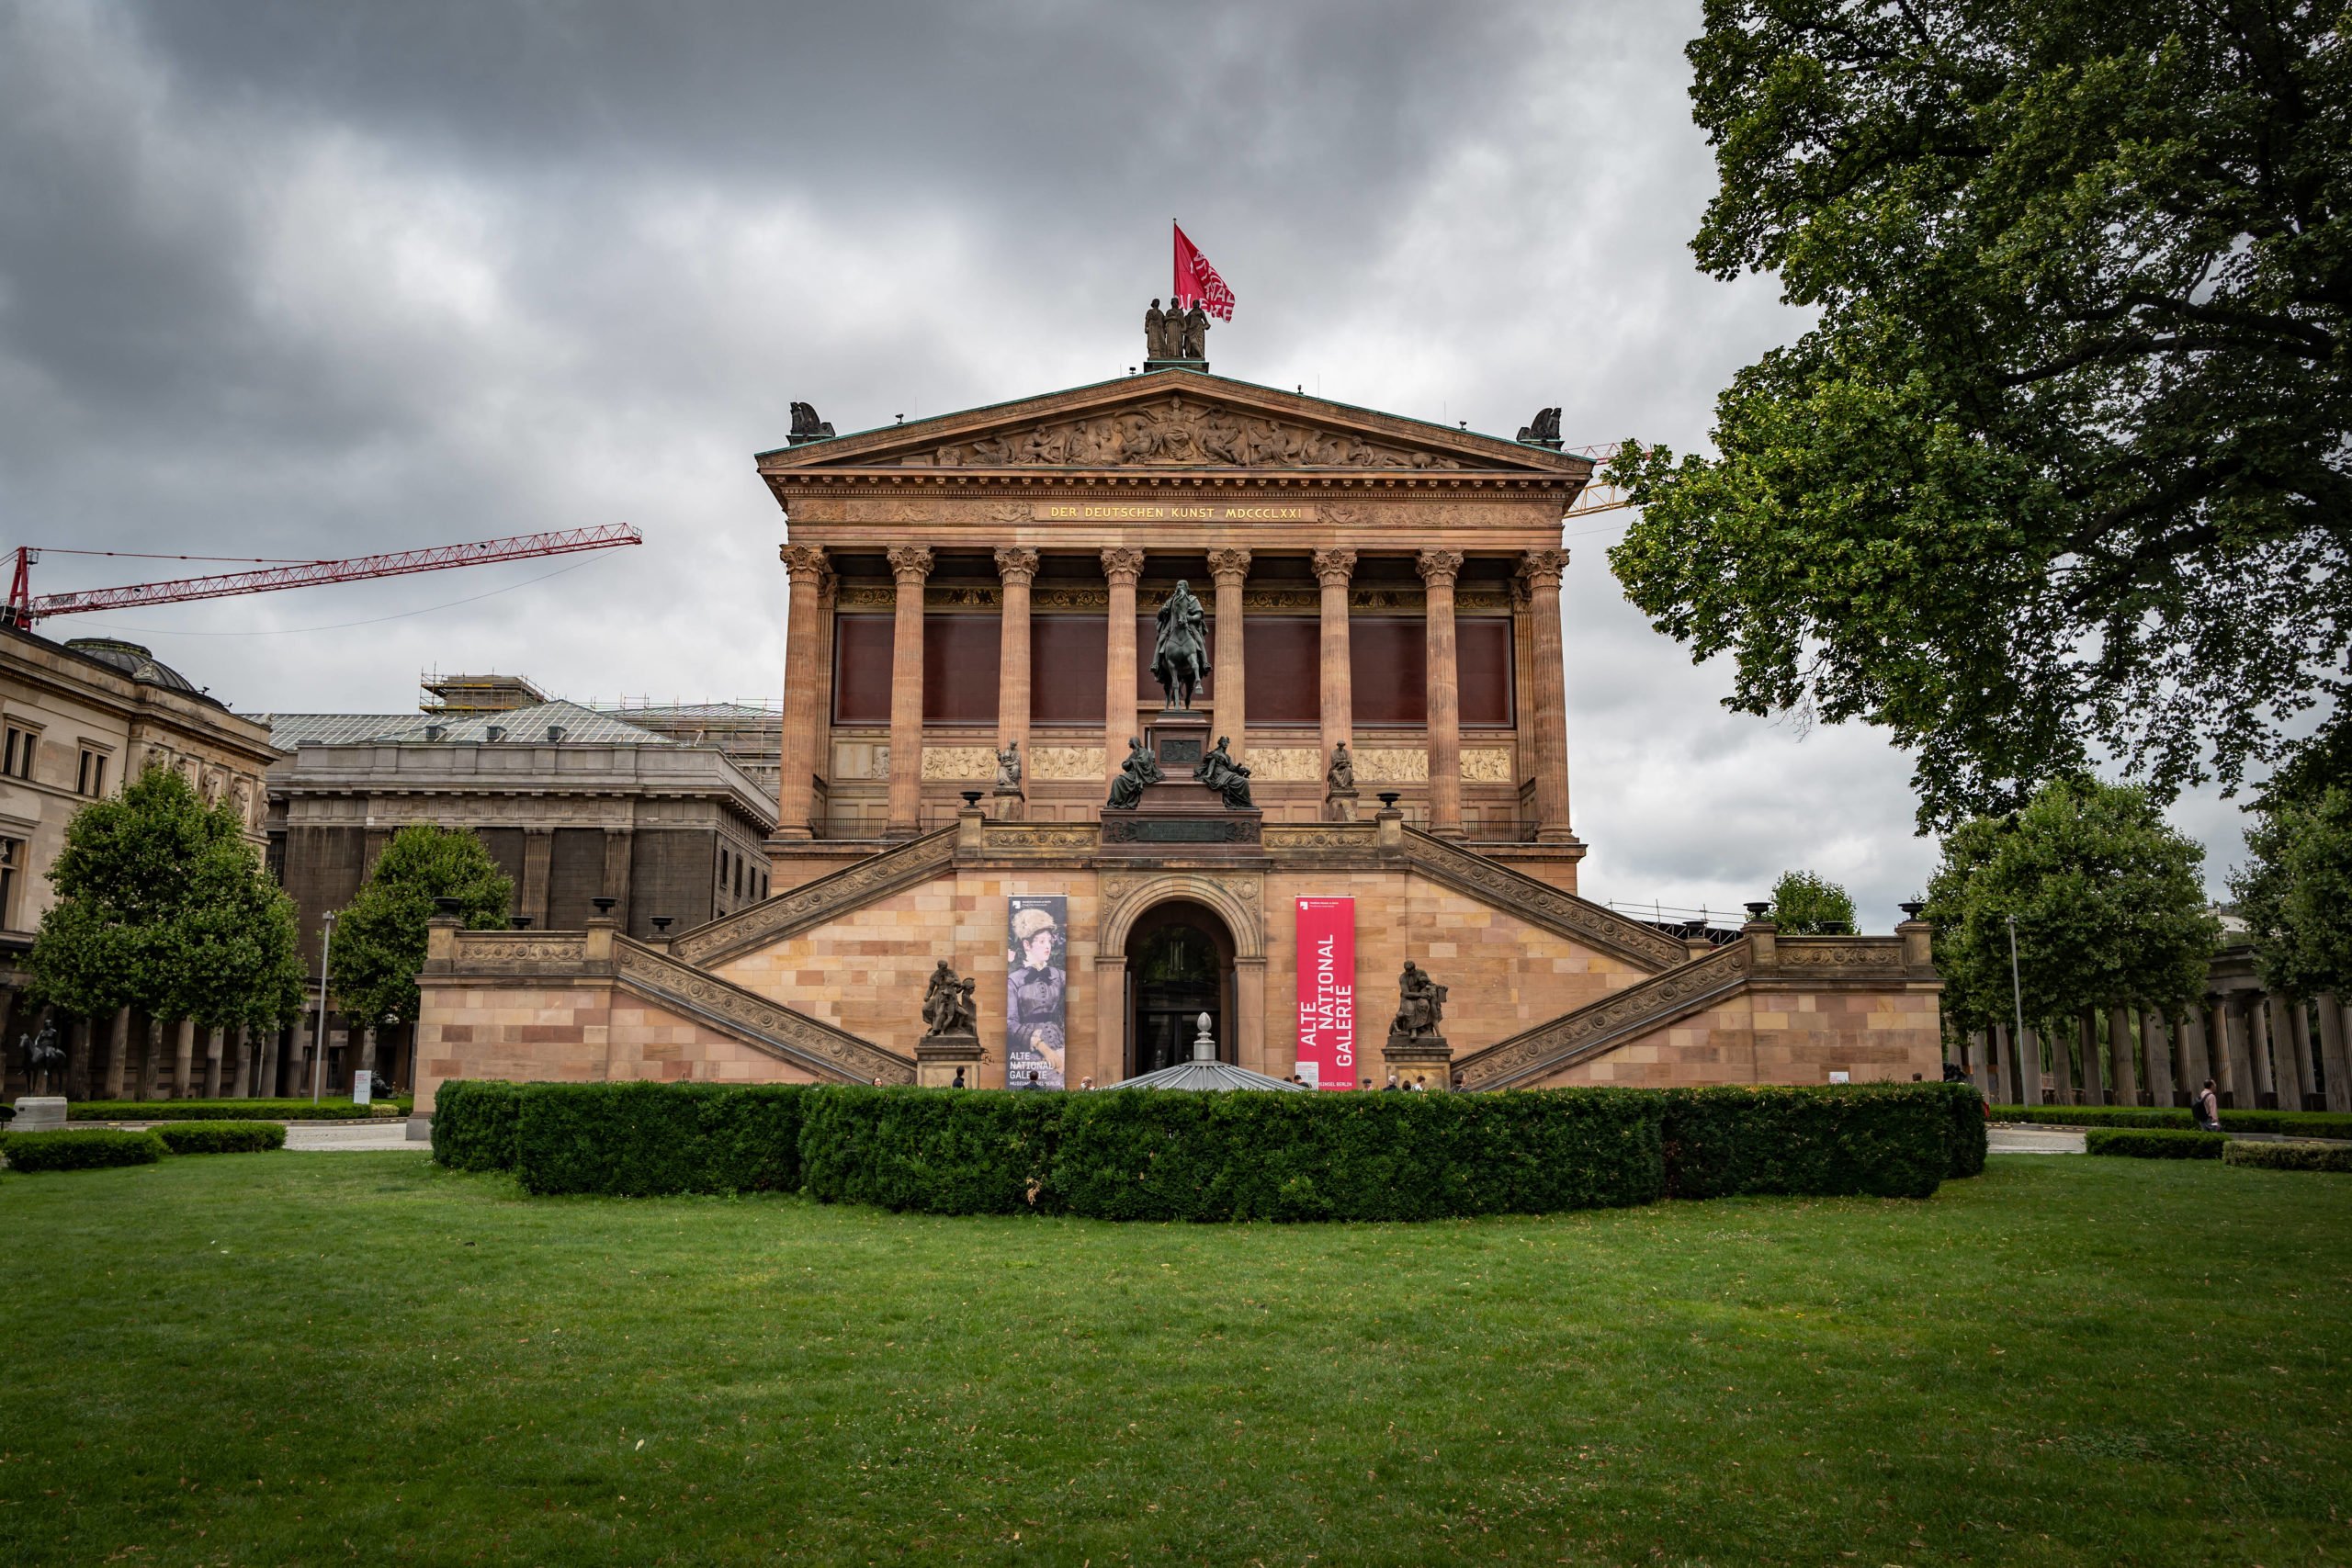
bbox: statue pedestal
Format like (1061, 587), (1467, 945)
(1383, 1034), (1453, 1091)
(990, 786), (1025, 822)
(1146, 709), (1212, 773)
(1142, 357), (1209, 374)
(916, 1032), (984, 1089)
(1324, 786), (1360, 823)
(9, 1096), (65, 1131)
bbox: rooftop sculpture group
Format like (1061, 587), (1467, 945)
(1145, 299), (1210, 362)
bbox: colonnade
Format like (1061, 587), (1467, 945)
(1962, 990), (2352, 1112)
(772, 544), (1576, 842)
(0, 996), (406, 1105)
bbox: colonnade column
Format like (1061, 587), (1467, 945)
(203, 1025), (223, 1099)
(994, 548), (1039, 799)
(1206, 549), (1250, 758)
(2274, 993), (2311, 1111)
(2216, 998), (2255, 1107)
(1101, 548), (1146, 798)
(1417, 549), (1465, 838)
(2142, 1008), (2175, 1106)
(2320, 995), (2350, 1112)
(1313, 549), (1356, 773)
(883, 546), (934, 839)
(2106, 1005), (2138, 1104)
(1518, 549), (1574, 842)
(232, 1023), (252, 1099)
(2247, 996), (2278, 1106)
(172, 1017), (196, 1099)
(775, 544), (831, 838)
(2179, 1002), (2211, 1093)
(2017, 1024), (2042, 1106)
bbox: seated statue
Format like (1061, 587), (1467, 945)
(1389, 961), (1448, 1043)
(1193, 735), (1254, 809)
(993, 740), (1023, 792)
(1105, 737), (1163, 810)
(1326, 741), (1355, 793)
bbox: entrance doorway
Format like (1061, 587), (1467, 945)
(1125, 900), (1236, 1077)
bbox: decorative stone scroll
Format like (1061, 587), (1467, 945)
(614, 942), (914, 1085)
(1454, 940), (1754, 1090)
(920, 398), (1464, 470)
(450, 934), (591, 973)
(672, 829), (957, 966)
(1400, 829), (1689, 972)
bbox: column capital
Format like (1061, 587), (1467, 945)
(1205, 547), (1252, 584)
(1516, 548), (1571, 590)
(779, 543), (830, 583)
(1100, 547), (1146, 585)
(1415, 548), (1464, 589)
(993, 546), (1041, 584)
(1311, 547), (1358, 586)
(886, 545), (936, 584)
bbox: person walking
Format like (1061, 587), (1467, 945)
(2193, 1077), (2222, 1131)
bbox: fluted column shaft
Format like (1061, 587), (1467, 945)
(2247, 995), (2277, 1103)
(775, 545), (830, 838)
(1418, 550), (1464, 837)
(1101, 548), (1145, 797)
(1207, 549), (1250, 757)
(2319, 994), (2350, 1112)
(1314, 550), (1356, 771)
(2278, 995), (2312, 1111)
(994, 548), (1038, 785)
(2142, 1008), (2175, 1106)
(1519, 550), (1573, 841)
(2106, 1005), (2137, 1105)
(884, 546), (933, 838)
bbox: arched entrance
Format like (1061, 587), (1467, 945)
(1125, 899), (1237, 1077)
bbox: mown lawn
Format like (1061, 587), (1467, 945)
(0, 1154), (2345, 1566)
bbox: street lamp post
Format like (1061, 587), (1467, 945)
(312, 909), (337, 1106)
(2006, 912), (2030, 1106)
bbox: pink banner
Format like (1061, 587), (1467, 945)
(1295, 897), (1356, 1090)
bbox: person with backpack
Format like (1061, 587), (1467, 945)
(2192, 1077), (2222, 1131)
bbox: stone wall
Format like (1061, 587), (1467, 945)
(1541, 987), (1944, 1089)
(417, 978), (825, 1100)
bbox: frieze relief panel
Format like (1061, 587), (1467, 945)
(1027, 746), (1107, 781)
(831, 741), (890, 781)
(1354, 749), (1430, 784)
(920, 747), (997, 781)
(1461, 748), (1514, 784)
(911, 400), (1464, 470)
(1243, 747), (1322, 783)
(452, 935), (592, 971)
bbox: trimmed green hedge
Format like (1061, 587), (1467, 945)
(515, 1082), (812, 1196)
(1660, 1084), (1963, 1200)
(431, 1080), (522, 1171)
(1046, 1087), (1665, 1222)
(2085, 1128), (2224, 1159)
(1989, 1105), (2352, 1139)
(4, 1129), (165, 1171)
(2223, 1139), (2352, 1173)
(447, 1079), (1968, 1217)
(801, 1086), (1066, 1215)
(70, 1097), (410, 1122)
(153, 1122), (286, 1155)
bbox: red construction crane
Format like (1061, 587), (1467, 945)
(4, 524), (642, 627)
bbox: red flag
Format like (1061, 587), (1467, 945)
(1173, 223), (1236, 321)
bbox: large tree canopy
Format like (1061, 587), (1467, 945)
(1611, 0), (2350, 829)
(29, 764), (303, 1029)
(1924, 778), (2217, 1034)
(2232, 784), (2352, 998)
(329, 824), (514, 1029)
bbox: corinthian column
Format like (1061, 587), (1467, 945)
(1206, 548), (1250, 757)
(1517, 549), (1573, 842)
(994, 548), (1038, 801)
(1101, 547), (1146, 796)
(775, 544), (830, 838)
(1417, 549), (1465, 837)
(1313, 548), (1356, 774)
(884, 545), (933, 838)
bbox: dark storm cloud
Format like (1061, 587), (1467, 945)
(0, 0), (2255, 921)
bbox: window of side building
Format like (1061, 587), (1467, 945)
(77, 743), (112, 796)
(2, 721), (38, 781)
(0, 837), (17, 929)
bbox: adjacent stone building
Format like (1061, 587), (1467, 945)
(414, 363), (1947, 1109)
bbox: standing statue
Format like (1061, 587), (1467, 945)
(1326, 742), (1355, 793)
(993, 740), (1023, 792)
(1151, 581), (1212, 709)
(1193, 736), (1255, 809)
(1389, 962), (1448, 1043)
(1181, 299), (1210, 360)
(1145, 299), (1172, 361)
(1105, 737), (1164, 809)
(18, 1017), (62, 1095)
(922, 962), (979, 1038)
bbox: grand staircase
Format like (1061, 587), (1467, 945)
(1453, 940), (1755, 1089)
(613, 936), (914, 1085)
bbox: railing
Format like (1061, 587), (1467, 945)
(1399, 829), (1690, 972)
(613, 939), (913, 1085)
(671, 829), (957, 967)
(1455, 942), (1754, 1089)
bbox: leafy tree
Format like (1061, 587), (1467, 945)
(2233, 785), (2352, 998)
(29, 764), (303, 1029)
(1610, 1), (2351, 830)
(330, 824), (514, 1028)
(1770, 869), (1858, 933)
(1922, 778), (2217, 1035)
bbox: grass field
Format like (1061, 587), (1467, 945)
(1, 1155), (2346, 1566)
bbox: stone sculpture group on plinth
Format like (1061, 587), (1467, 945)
(1144, 299), (1210, 365)
(915, 960), (985, 1088)
(1384, 961), (1454, 1090)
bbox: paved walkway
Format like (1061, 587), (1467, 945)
(1988, 1125), (2087, 1155)
(61, 1118), (424, 1151)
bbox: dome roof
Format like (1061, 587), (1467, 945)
(63, 637), (201, 694)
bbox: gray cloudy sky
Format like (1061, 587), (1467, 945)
(0, 0), (2253, 926)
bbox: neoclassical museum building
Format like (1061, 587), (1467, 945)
(415, 359), (1940, 1110)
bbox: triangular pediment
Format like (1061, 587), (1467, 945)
(756, 370), (1585, 477)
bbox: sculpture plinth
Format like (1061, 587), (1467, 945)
(1102, 711), (1262, 852)
(915, 1032), (984, 1089)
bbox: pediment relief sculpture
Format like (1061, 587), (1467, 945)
(914, 400), (1464, 471)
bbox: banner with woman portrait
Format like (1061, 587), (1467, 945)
(1005, 895), (1068, 1089)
